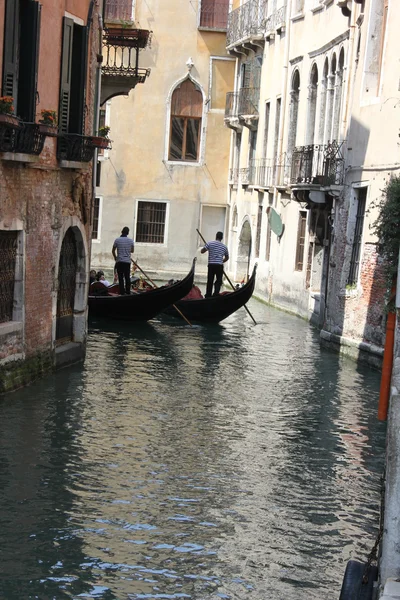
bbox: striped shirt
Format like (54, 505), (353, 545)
(113, 236), (134, 263)
(204, 240), (229, 265)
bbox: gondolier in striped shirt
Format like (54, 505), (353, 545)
(201, 231), (229, 298)
(112, 226), (134, 295)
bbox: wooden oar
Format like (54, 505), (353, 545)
(196, 228), (257, 325)
(131, 259), (193, 327)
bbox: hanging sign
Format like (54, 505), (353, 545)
(269, 207), (284, 237)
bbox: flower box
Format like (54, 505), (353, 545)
(0, 113), (20, 128)
(91, 136), (111, 149)
(38, 123), (58, 137)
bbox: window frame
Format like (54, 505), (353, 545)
(0, 228), (24, 338)
(134, 200), (170, 247)
(347, 187), (367, 287)
(295, 211), (307, 272)
(91, 196), (103, 243)
(168, 115), (202, 162)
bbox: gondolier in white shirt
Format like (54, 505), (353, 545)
(112, 226), (134, 295)
(201, 231), (229, 298)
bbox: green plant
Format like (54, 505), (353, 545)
(0, 96), (14, 115)
(39, 109), (57, 125)
(98, 125), (110, 138)
(371, 175), (400, 294)
(345, 283), (357, 291)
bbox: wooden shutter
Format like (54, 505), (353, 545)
(17, 0), (41, 122)
(2, 0), (20, 101)
(69, 24), (88, 134)
(58, 17), (74, 133)
(171, 80), (202, 118)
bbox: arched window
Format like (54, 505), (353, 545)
(324, 53), (336, 142)
(306, 64), (318, 145)
(318, 59), (329, 144)
(169, 79), (203, 162)
(287, 70), (300, 158)
(332, 49), (345, 140)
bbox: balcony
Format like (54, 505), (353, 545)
(199, 2), (230, 30)
(265, 4), (287, 40)
(224, 87), (259, 130)
(229, 167), (239, 185)
(0, 121), (46, 157)
(57, 134), (97, 164)
(290, 142), (345, 187)
(101, 27), (151, 104)
(104, 0), (135, 23)
(251, 158), (274, 188)
(240, 165), (255, 186)
(226, 0), (267, 49)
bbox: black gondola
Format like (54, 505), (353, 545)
(163, 265), (257, 323)
(88, 259), (196, 321)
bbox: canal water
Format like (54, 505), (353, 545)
(0, 299), (386, 600)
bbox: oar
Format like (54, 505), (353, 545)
(131, 259), (193, 327)
(196, 228), (257, 325)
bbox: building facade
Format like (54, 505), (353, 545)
(224, 0), (394, 366)
(91, 0), (234, 277)
(0, 0), (102, 393)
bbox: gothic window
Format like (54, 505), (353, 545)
(306, 64), (318, 145)
(287, 70), (300, 159)
(169, 79), (203, 162)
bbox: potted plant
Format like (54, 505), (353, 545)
(92, 125), (111, 149)
(0, 96), (20, 128)
(38, 109), (58, 136)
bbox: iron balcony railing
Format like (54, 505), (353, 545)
(225, 88), (260, 119)
(290, 141), (345, 186)
(102, 39), (151, 82)
(240, 165), (255, 185)
(229, 167), (239, 184)
(57, 134), (97, 162)
(199, 2), (230, 29)
(251, 158), (274, 187)
(265, 4), (287, 33)
(0, 122), (46, 155)
(104, 0), (134, 22)
(227, 0), (268, 46)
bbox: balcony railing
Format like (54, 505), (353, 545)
(102, 40), (151, 82)
(290, 141), (345, 186)
(251, 158), (274, 187)
(0, 122), (46, 155)
(199, 2), (229, 29)
(229, 167), (239, 184)
(225, 88), (260, 119)
(240, 165), (255, 185)
(104, 0), (134, 22)
(265, 4), (287, 33)
(57, 134), (97, 163)
(227, 0), (267, 46)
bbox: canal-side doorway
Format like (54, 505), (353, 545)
(236, 219), (252, 282)
(56, 228), (77, 344)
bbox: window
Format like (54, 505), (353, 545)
(92, 197), (101, 241)
(265, 194), (273, 261)
(263, 102), (270, 158)
(97, 101), (111, 158)
(59, 17), (88, 135)
(292, 0), (304, 14)
(2, 0), (41, 122)
(0, 231), (18, 323)
(287, 71), (300, 159)
(136, 201), (167, 244)
(104, 0), (135, 22)
(169, 79), (203, 162)
(255, 202), (263, 258)
(363, 0), (388, 98)
(295, 211), (307, 271)
(377, 0), (389, 90)
(249, 129), (257, 183)
(347, 188), (367, 286)
(199, 0), (229, 29)
(210, 58), (235, 110)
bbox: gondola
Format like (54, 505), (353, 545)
(88, 259), (196, 321)
(163, 265), (257, 323)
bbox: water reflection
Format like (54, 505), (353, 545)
(0, 301), (386, 599)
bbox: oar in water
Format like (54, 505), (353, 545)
(131, 259), (193, 327)
(196, 228), (257, 326)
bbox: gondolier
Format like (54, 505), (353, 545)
(201, 231), (229, 298)
(112, 226), (134, 295)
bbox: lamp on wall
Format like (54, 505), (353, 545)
(186, 57), (194, 73)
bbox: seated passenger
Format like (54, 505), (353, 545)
(89, 269), (96, 284)
(96, 270), (111, 287)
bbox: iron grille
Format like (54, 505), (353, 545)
(238, 87), (260, 116)
(56, 228), (77, 342)
(200, 1), (229, 29)
(251, 158), (274, 187)
(102, 40), (151, 81)
(104, 0), (134, 22)
(57, 134), (97, 162)
(229, 168), (239, 184)
(136, 202), (166, 244)
(290, 141), (345, 186)
(0, 122), (46, 155)
(0, 231), (17, 324)
(347, 189), (367, 286)
(226, 0), (267, 46)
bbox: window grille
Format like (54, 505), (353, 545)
(0, 231), (18, 324)
(136, 202), (167, 244)
(200, 0), (229, 29)
(347, 188), (367, 286)
(295, 211), (307, 271)
(92, 198), (100, 240)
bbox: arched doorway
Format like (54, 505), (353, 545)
(237, 220), (252, 282)
(56, 228), (77, 343)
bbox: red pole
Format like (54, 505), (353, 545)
(378, 310), (396, 421)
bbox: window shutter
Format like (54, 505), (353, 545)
(2, 0), (20, 102)
(17, 0), (41, 122)
(59, 17), (74, 133)
(69, 24), (88, 134)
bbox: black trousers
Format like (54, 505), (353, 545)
(206, 263), (223, 298)
(116, 261), (131, 294)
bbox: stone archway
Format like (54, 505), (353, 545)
(237, 220), (252, 282)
